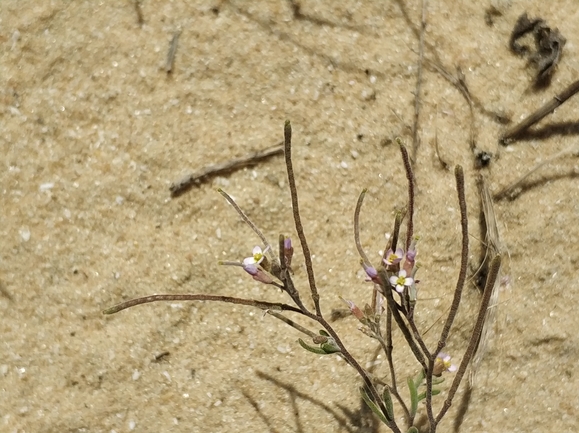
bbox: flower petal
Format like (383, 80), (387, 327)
(243, 256), (257, 266)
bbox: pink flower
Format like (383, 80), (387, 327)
(341, 298), (365, 321)
(433, 352), (457, 376)
(361, 261), (380, 284)
(242, 262), (274, 284)
(403, 237), (418, 275)
(384, 247), (404, 266)
(283, 237), (293, 268)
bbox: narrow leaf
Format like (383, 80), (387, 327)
(320, 342), (341, 354)
(298, 338), (328, 355)
(407, 376), (418, 418)
(413, 369), (425, 388)
(360, 387), (388, 425)
(417, 389), (440, 402)
(382, 387), (395, 421)
(432, 376), (445, 386)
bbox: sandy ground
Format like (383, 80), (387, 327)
(2, 1), (579, 432)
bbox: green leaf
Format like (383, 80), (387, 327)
(417, 389), (441, 402)
(382, 387), (395, 421)
(432, 376), (445, 385)
(413, 369), (425, 388)
(406, 427), (419, 433)
(407, 376), (418, 418)
(320, 341), (341, 354)
(319, 329), (330, 337)
(360, 387), (388, 425)
(297, 338), (329, 355)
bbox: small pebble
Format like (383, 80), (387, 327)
(39, 182), (54, 192)
(19, 227), (30, 242)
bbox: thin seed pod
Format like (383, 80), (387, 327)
(436, 166), (469, 352)
(354, 189), (371, 265)
(426, 165), (469, 429)
(283, 121), (321, 315)
(398, 142), (415, 250)
(218, 189), (278, 266)
(436, 255), (502, 425)
(383, 211), (404, 263)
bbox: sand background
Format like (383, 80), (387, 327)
(2, 1), (579, 432)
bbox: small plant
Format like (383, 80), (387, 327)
(104, 121), (501, 432)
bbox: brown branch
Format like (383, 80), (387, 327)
(103, 294), (304, 315)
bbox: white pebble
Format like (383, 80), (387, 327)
(19, 227), (30, 242)
(39, 182), (54, 192)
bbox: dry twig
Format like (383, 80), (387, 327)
(500, 79), (579, 144)
(470, 176), (504, 387)
(493, 143), (579, 200)
(166, 30), (181, 73)
(170, 142), (283, 196)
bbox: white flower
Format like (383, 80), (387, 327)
(243, 245), (269, 267)
(389, 270), (413, 293)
